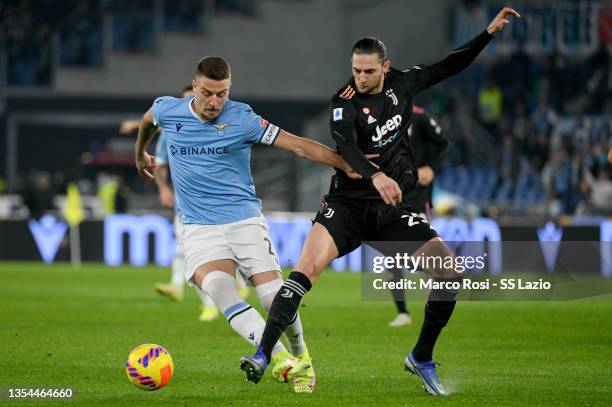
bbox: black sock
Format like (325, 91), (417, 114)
(412, 277), (460, 362)
(395, 299), (408, 314)
(412, 301), (456, 362)
(259, 271), (312, 362)
(389, 268), (408, 314)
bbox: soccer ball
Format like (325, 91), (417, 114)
(125, 344), (174, 391)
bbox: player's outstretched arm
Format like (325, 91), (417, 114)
(424, 7), (520, 88)
(273, 129), (363, 179)
(134, 109), (159, 182)
(119, 119), (141, 135)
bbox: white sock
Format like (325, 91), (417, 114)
(201, 271), (285, 356)
(171, 252), (185, 294)
(256, 279), (306, 356)
(195, 285), (215, 307)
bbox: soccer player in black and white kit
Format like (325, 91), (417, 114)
(387, 105), (450, 328)
(241, 7), (520, 396)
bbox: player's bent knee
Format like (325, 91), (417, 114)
(250, 270), (282, 287)
(419, 237), (462, 279)
(295, 261), (325, 284)
(193, 259), (236, 288)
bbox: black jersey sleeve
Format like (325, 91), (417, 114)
(418, 111), (450, 172)
(330, 98), (380, 180)
(401, 30), (493, 95)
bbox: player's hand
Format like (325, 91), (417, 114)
(159, 187), (174, 208)
(487, 7), (520, 36)
(342, 155), (380, 179)
(120, 120), (140, 135)
(135, 152), (156, 181)
(372, 172), (402, 206)
(345, 167), (363, 179)
(608, 147), (612, 164)
(417, 166), (434, 186)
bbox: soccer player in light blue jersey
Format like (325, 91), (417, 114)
(134, 56), (360, 393)
(151, 84), (250, 320)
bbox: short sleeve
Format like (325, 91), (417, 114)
(155, 131), (168, 165)
(399, 65), (433, 97)
(242, 105), (280, 146)
(151, 96), (167, 127)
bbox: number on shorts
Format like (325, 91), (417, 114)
(263, 237), (274, 255)
(401, 213), (425, 227)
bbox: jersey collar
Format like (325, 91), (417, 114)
(188, 97), (207, 123)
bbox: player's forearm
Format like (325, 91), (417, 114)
(135, 120), (158, 157)
(332, 131), (379, 179)
(291, 136), (346, 169)
(427, 30), (493, 87)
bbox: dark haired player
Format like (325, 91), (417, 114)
(241, 7), (520, 396)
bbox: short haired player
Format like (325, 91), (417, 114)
(135, 56), (362, 392)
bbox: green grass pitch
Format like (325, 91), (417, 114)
(1, 262), (611, 406)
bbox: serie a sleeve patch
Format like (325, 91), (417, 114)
(333, 108), (343, 121)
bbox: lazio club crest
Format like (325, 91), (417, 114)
(212, 123), (230, 137)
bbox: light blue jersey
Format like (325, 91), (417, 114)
(151, 96), (280, 225)
(154, 130), (169, 165)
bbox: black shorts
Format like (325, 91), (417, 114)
(313, 196), (439, 257)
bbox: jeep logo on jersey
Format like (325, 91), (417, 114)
(372, 115), (402, 142)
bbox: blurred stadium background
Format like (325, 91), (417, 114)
(1, 0), (611, 266)
(2, 0), (611, 235)
(0, 0), (612, 268)
(1, 1), (612, 405)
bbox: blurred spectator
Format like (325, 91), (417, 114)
(96, 173), (129, 214)
(59, 0), (103, 66)
(3, 0), (53, 86)
(531, 94), (557, 135)
(577, 166), (612, 215)
(215, 0), (258, 16)
(112, 0), (155, 52)
(478, 77), (503, 133)
(23, 172), (55, 219)
(165, 0), (203, 32)
(496, 134), (520, 184)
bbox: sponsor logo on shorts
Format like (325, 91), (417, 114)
(401, 213), (425, 227)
